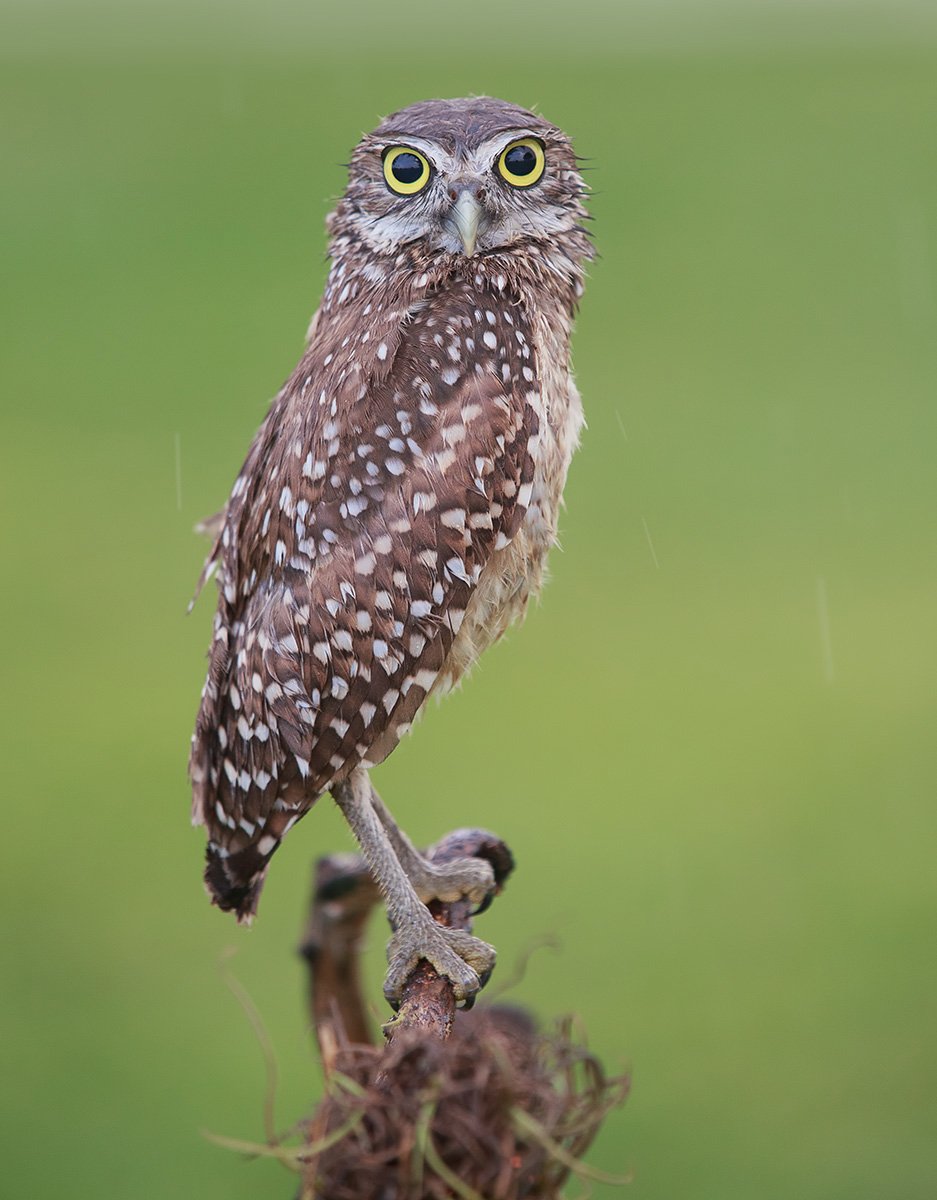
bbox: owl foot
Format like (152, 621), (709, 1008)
(384, 916), (496, 1010)
(408, 855), (497, 909)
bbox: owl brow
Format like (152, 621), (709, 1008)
(472, 130), (548, 164)
(375, 135), (446, 166)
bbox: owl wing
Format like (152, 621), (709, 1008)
(191, 286), (541, 918)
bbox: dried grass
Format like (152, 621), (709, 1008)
(298, 1006), (630, 1200)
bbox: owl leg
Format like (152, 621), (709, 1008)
(332, 768), (496, 1009)
(366, 782), (497, 909)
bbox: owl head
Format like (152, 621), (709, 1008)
(330, 97), (588, 260)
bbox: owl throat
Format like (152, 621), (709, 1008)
(321, 223), (591, 334)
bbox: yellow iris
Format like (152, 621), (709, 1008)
(383, 146), (431, 195)
(497, 138), (546, 188)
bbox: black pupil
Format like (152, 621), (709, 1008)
(391, 152), (424, 185)
(505, 144), (537, 177)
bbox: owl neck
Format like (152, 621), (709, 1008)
(323, 227), (591, 324)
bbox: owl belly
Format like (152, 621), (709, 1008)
(434, 374), (584, 696)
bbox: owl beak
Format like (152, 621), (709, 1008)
(449, 189), (483, 257)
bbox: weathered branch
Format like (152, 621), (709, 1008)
(299, 853), (381, 1060)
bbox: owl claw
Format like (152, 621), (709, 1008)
(409, 856), (497, 908)
(384, 919), (496, 1008)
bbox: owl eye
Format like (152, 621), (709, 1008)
(496, 138), (545, 188)
(382, 146), (432, 195)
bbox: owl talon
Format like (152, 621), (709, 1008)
(384, 919), (496, 1008)
(410, 856), (497, 908)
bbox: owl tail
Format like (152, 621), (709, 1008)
(204, 841), (276, 925)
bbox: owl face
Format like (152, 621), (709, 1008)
(334, 97), (587, 260)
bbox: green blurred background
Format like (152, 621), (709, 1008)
(2, 1), (936, 1196)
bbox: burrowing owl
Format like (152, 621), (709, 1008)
(190, 97), (592, 1006)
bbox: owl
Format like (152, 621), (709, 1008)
(190, 96), (592, 1007)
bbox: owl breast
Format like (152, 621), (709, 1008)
(434, 309), (583, 696)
